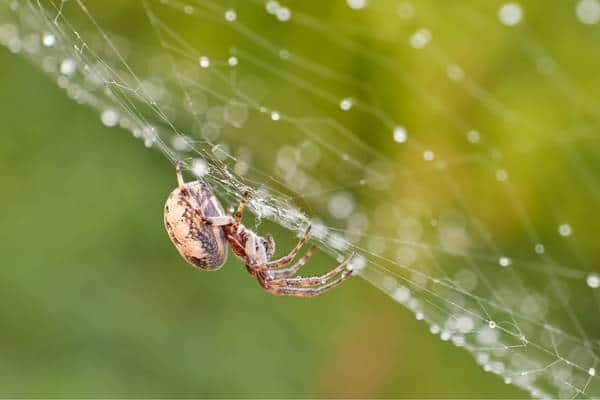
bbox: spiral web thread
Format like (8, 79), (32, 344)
(2, 0), (600, 397)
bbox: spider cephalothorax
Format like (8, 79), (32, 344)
(164, 162), (354, 297)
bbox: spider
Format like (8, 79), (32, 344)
(163, 162), (354, 297)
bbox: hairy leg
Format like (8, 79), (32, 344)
(268, 252), (354, 287)
(268, 245), (316, 278)
(264, 225), (312, 269)
(261, 272), (353, 297)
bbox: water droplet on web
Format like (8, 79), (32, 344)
(499, 256), (511, 267)
(423, 150), (435, 161)
(496, 169), (508, 181)
(348, 254), (366, 272)
(477, 326), (499, 345)
(499, 3), (523, 26)
(266, 1), (280, 14)
(227, 56), (238, 66)
(587, 273), (600, 288)
(589, 367), (597, 376)
(328, 233), (349, 251)
(276, 7), (291, 21)
(279, 48), (290, 59)
(100, 109), (119, 127)
(456, 315), (475, 333)
(392, 286), (411, 303)
(558, 224), (572, 237)
(191, 158), (209, 177)
(339, 97), (353, 111)
(410, 28), (431, 49)
(224, 9), (237, 22)
(467, 130), (480, 143)
(535, 243), (545, 254)
(393, 126), (407, 143)
(270, 111), (281, 121)
(328, 192), (355, 219)
(347, 0), (367, 10)
(60, 58), (77, 76)
(224, 100), (249, 128)
(171, 135), (190, 151)
(42, 32), (56, 47)
(440, 330), (451, 341)
(198, 56), (210, 68)
(576, 0), (600, 24)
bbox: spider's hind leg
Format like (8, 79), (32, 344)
(260, 252), (355, 297)
(262, 271), (353, 297)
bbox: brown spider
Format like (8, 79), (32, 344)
(163, 162), (354, 297)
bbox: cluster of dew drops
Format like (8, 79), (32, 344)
(2, 0), (599, 293)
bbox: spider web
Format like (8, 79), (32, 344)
(2, 0), (600, 397)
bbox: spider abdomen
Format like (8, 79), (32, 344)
(164, 181), (228, 270)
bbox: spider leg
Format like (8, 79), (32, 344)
(227, 234), (251, 264)
(268, 245), (316, 277)
(200, 215), (235, 226)
(261, 271), (353, 297)
(268, 252), (354, 286)
(175, 161), (185, 188)
(263, 225), (312, 269)
(230, 191), (249, 233)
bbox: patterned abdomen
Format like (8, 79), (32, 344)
(164, 181), (228, 270)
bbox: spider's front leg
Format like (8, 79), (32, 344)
(231, 191), (249, 232)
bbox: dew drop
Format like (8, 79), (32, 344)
(576, 0), (600, 24)
(410, 28), (431, 49)
(499, 2), (523, 26)
(587, 273), (600, 289)
(100, 109), (119, 127)
(340, 97), (353, 111)
(60, 58), (77, 76)
(347, 0), (367, 10)
(199, 56), (210, 68)
(558, 224), (572, 237)
(270, 111), (281, 121)
(191, 158), (209, 177)
(496, 169), (508, 182)
(224, 9), (237, 21)
(42, 32), (56, 47)
(467, 130), (480, 143)
(276, 7), (291, 21)
(393, 126), (407, 143)
(535, 243), (545, 254)
(499, 256), (511, 267)
(266, 1), (279, 14)
(228, 56), (238, 66)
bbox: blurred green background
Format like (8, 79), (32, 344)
(0, 47), (521, 397)
(2, 0), (600, 397)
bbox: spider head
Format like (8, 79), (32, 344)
(261, 234), (276, 260)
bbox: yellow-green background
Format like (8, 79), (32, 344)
(2, 0), (600, 397)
